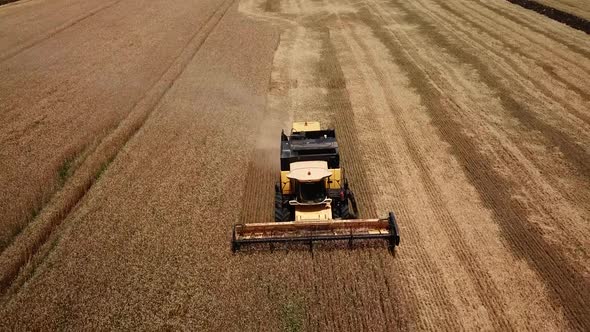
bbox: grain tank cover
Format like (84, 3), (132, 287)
(287, 161), (332, 182)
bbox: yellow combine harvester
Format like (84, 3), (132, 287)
(232, 122), (400, 252)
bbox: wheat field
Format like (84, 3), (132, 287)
(1, 0), (589, 330)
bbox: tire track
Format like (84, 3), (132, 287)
(396, 0), (590, 247)
(343, 19), (513, 330)
(238, 5), (418, 327)
(435, 0), (590, 126)
(0, 0), (237, 296)
(384, 0), (590, 180)
(355, 4), (590, 330)
(313, 25), (379, 217)
(402, 0), (590, 238)
(331, 16), (462, 329)
(0, 0), (123, 62)
(0, 0), (233, 241)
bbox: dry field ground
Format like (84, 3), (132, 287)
(1, 0), (589, 330)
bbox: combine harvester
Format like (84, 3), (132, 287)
(232, 122), (400, 252)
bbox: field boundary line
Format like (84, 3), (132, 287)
(0, 0), (236, 298)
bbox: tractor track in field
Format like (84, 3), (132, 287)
(404, 0), (590, 212)
(332, 20), (461, 329)
(355, 0), (589, 328)
(343, 19), (513, 330)
(0, 0), (237, 251)
(0, 0), (236, 296)
(403, 0), (590, 256)
(433, 1), (590, 112)
(384, 0), (590, 181)
(0, 0), (123, 62)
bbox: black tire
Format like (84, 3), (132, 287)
(339, 200), (356, 219)
(331, 202), (341, 219)
(275, 207), (291, 222)
(275, 191), (291, 222)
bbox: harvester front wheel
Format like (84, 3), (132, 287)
(275, 207), (291, 222)
(332, 199), (356, 219)
(274, 191), (291, 222)
(339, 200), (356, 219)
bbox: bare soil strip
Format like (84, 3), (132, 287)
(536, 0), (590, 20)
(507, 0), (590, 32)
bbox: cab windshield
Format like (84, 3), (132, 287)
(296, 181), (327, 203)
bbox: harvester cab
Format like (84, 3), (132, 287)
(285, 160), (334, 221)
(288, 161), (331, 203)
(232, 121), (400, 252)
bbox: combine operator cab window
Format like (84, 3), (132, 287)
(296, 181), (327, 204)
